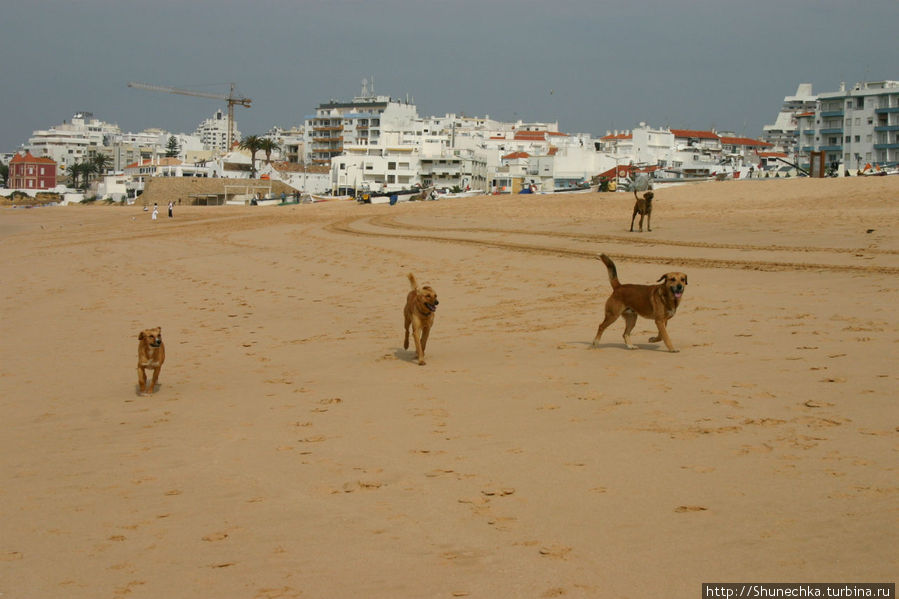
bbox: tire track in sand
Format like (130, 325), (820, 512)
(326, 214), (899, 274)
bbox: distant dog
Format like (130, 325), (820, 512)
(137, 326), (166, 394)
(403, 273), (438, 365)
(593, 254), (687, 352)
(630, 190), (654, 232)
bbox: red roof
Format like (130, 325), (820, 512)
(601, 133), (632, 141)
(758, 152), (787, 158)
(670, 129), (719, 140)
(514, 131), (548, 141)
(502, 151), (531, 160)
(9, 151), (56, 165)
(719, 137), (772, 147)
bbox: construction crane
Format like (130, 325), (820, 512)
(127, 81), (251, 150)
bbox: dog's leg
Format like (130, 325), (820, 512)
(630, 210), (637, 232)
(622, 311), (639, 349)
(646, 210), (651, 232)
(137, 367), (147, 394)
(593, 306), (621, 347)
(651, 319), (678, 352)
(403, 313), (411, 350)
(638, 212), (644, 232)
(412, 327), (426, 365)
(420, 325), (431, 353)
(149, 367), (161, 393)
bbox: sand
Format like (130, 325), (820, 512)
(1, 177), (896, 598)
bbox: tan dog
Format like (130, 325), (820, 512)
(137, 326), (166, 394)
(630, 190), (654, 232)
(403, 273), (438, 365)
(593, 254), (687, 352)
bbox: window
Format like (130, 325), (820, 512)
(387, 162), (396, 170)
(855, 136), (860, 143)
(856, 97), (864, 109)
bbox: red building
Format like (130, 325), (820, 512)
(8, 151), (57, 190)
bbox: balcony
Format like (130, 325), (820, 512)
(819, 128), (843, 135)
(874, 125), (899, 132)
(875, 107), (899, 114)
(820, 111), (844, 118)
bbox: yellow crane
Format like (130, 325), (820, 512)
(127, 81), (251, 150)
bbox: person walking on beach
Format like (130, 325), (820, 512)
(168, 201), (174, 218)
(152, 204), (158, 221)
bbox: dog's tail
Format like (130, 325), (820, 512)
(408, 272), (419, 291)
(598, 254), (621, 289)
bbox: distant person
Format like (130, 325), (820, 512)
(167, 201), (173, 218)
(151, 204), (158, 220)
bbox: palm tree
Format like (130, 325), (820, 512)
(259, 138), (281, 164)
(92, 153), (111, 179)
(238, 135), (263, 178)
(79, 162), (97, 190)
(67, 162), (82, 189)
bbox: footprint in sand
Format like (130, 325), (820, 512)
(675, 505), (708, 513)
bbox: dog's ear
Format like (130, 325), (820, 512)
(138, 331), (145, 340)
(657, 274), (667, 282)
(684, 275), (688, 285)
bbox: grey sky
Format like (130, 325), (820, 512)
(1, 0), (896, 151)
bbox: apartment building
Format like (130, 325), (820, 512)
(796, 80), (899, 171)
(762, 83), (818, 154)
(194, 109), (241, 152)
(304, 85), (419, 165)
(26, 112), (121, 172)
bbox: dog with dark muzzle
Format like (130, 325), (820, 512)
(403, 273), (438, 365)
(593, 254), (687, 352)
(630, 189), (654, 232)
(137, 326), (166, 394)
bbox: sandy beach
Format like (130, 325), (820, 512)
(1, 177), (896, 598)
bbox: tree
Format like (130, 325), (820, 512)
(92, 153), (111, 178)
(259, 138), (281, 164)
(165, 135), (180, 158)
(238, 135), (263, 178)
(67, 162), (82, 189)
(0, 162), (8, 187)
(78, 162), (96, 190)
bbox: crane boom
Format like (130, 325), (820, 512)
(127, 81), (251, 150)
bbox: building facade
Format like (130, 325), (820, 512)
(194, 109), (241, 152)
(796, 80), (899, 171)
(8, 151), (57, 190)
(26, 112), (121, 172)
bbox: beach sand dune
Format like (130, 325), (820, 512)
(1, 177), (896, 598)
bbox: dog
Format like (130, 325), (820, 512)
(137, 326), (166, 394)
(403, 273), (438, 365)
(630, 190), (654, 232)
(592, 254), (687, 352)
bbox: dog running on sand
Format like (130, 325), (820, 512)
(137, 326), (166, 394)
(593, 254), (687, 352)
(403, 273), (439, 365)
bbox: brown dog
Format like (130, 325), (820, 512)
(630, 190), (654, 232)
(137, 326), (166, 394)
(593, 254), (687, 352)
(403, 273), (438, 365)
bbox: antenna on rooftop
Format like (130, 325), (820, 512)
(361, 78), (369, 97)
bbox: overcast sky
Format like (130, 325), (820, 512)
(2, 0), (896, 151)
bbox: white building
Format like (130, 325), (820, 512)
(195, 109), (241, 153)
(26, 111), (121, 171)
(762, 83), (818, 155)
(796, 80), (899, 172)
